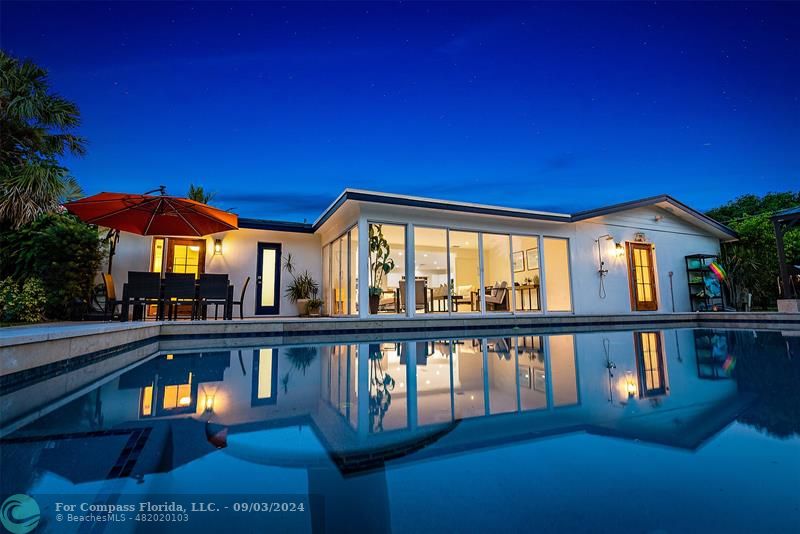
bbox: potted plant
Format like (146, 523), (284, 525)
(307, 295), (324, 317)
(283, 254), (319, 316)
(368, 224), (395, 314)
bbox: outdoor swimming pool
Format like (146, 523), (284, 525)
(1, 327), (798, 533)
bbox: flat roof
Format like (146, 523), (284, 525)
(239, 189), (738, 240)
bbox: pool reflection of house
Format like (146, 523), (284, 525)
(4, 328), (758, 532)
(10, 329), (747, 469)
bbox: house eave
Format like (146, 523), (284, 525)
(242, 190), (739, 242)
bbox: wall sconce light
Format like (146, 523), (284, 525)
(213, 238), (223, 255)
(625, 370), (637, 398)
(614, 242), (625, 257)
(204, 394), (215, 413)
(634, 232), (646, 243)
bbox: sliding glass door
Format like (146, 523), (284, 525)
(413, 227), (449, 314)
(324, 221), (573, 317)
(542, 237), (573, 312)
(368, 223), (405, 315)
(324, 226), (359, 316)
(482, 233), (513, 313)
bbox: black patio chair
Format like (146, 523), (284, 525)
(197, 273), (229, 320)
(230, 276), (250, 320)
(163, 272), (197, 320)
(126, 271), (162, 320)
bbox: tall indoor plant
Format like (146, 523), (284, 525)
(368, 224), (395, 314)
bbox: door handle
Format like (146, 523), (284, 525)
(257, 276), (262, 283)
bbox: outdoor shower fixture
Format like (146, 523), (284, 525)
(595, 234), (622, 299)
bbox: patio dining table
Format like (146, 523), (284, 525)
(119, 278), (234, 321)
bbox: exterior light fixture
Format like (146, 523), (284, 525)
(205, 394), (215, 413)
(625, 370), (636, 398)
(213, 238), (223, 255)
(614, 242), (625, 257)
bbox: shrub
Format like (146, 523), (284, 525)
(0, 277), (47, 323)
(0, 213), (105, 319)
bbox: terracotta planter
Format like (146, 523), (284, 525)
(369, 294), (380, 315)
(296, 299), (310, 316)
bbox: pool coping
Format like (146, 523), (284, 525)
(2, 311), (798, 345)
(2, 312), (798, 384)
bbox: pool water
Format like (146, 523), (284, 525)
(2, 327), (799, 532)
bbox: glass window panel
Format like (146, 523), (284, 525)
(516, 336), (547, 411)
(511, 235), (541, 311)
(368, 224), (405, 315)
(260, 249), (276, 307)
(173, 245), (187, 273)
(322, 245), (330, 316)
(549, 335), (578, 406)
(367, 343), (407, 432)
(449, 231), (481, 314)
(414, 227), (449, 314)
(151, 238), (164, 273)
(163, 374), (192, 410)
(339, 236), (348, 315)
(416, 341), (454, 426)
(543, 237), (573, 312)
(452, 340), (486, 419)
(141, 385), (153, 416)
(331, 238), (343, 314)
(486, 337), (517, 414)
(482, 234), (512, 313)
(637, 332), (666, 396)
(257, 348), (274, 399)
(349, 228), (359, 315)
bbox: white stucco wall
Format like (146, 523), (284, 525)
(110, 201), (723, 318)
(111, 228), (321, 317)
(571, 206), (722, 314)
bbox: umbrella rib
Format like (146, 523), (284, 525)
(64, 195), (145, 205)
(163, 197), (202, 236)
(143, 197), (163, 235)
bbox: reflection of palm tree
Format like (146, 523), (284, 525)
(369, 344), (395, 432)
(281, 346), (318, 393)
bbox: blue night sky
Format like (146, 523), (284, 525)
(2, 1), (798, 221)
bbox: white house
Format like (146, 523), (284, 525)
(109, 190), (737, 319)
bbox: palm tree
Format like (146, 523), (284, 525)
(187, 183), (215, 204)
(0, 51), (86, 228)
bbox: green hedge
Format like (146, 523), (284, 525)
(0, 277), (47, 323)
(0, 213), (105, 320)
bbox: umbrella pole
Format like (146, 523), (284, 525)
(107, 230), (120, 274)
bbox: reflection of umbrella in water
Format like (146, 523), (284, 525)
(32, 417), (218, 485)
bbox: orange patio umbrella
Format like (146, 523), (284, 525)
(64, 186), (238, 236)
(64, 186), (238, 273)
